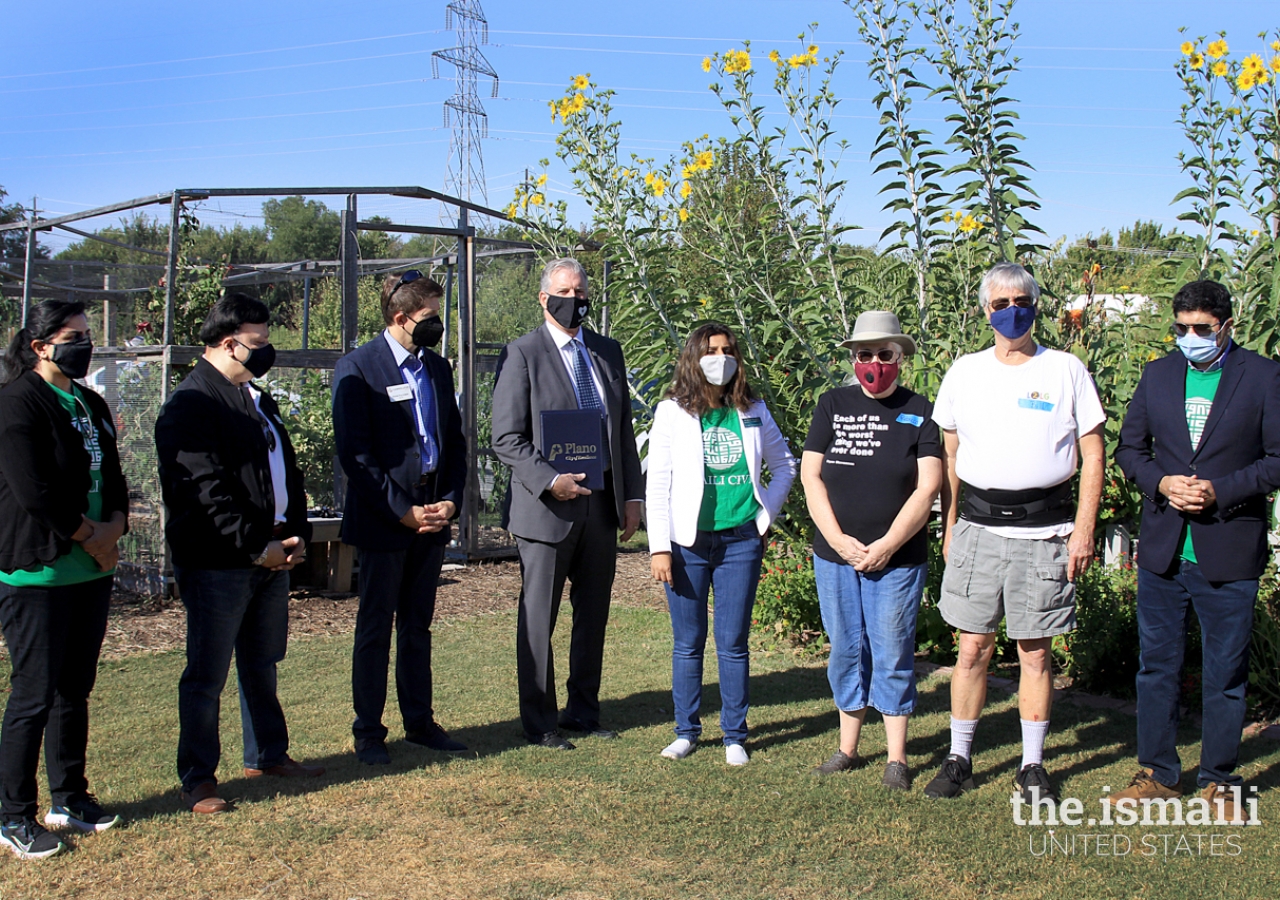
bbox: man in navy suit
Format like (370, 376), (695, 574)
(1115, 280), (1280, 822)
(332, 271), (468, 764)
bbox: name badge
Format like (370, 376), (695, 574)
(743, 417), (762, 428)
(387, 383), (414, 402)
(896, 413), (924, 427)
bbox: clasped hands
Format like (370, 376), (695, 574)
(1159, 474), (1217, 514)
(400, 500), (457, 534)
(833, 534), (893, 573)
(75, 516), (126, 572)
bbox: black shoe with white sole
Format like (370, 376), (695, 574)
(45, 793), (122, 833)
(1, 817), (66, 860)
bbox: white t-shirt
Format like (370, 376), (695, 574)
(932, 345), (1105, 538)
(247, 385), (290, 524)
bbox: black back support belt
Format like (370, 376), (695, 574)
(961, 480), (1074, 527)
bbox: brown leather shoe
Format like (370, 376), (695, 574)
(181, 782), (232, 814)
(1102, 768), (1181, 806)
(243, 755), (326, 778)
(1201, 782), (1253, 825)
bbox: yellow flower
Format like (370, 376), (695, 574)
(548, 100), (558, 120)
(807, 44), (819, 55)
(1213, 60), (1228, 77)
(1189, 52), (1205, 69)
(1273, 40), (1280, 51)
(680, 181), (692, 199)
(1181, 41), (1196, 56)
(536, 173), (547, 187)
(1271, 55), (1280, 73)
(723, 49), (752, 74)
(1243, 53), (1265, 72)
(768, 49), (781, 64)
(679, 208), (689, 223)
(702, 57), (712, 73)
(529, 193), (544, 206)
(1207, 39), (1228, 59)
(571, 74), (590, 90)
(1252, 229), (1261, 236)
(1238, 71), (1256, 91)
(942, 211), (954, 223)
(644, 172), (655, 186)
(650, 176), (667, 197)
(788, 53), (806, 68)
(695, 150), (715, 170)
(505, 203), (518, 219)
(958, 214), (980, 233)
(1148, 351), (1159, 361)
(567, 93), (586, 115)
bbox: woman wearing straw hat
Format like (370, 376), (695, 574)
(801, 310), (942, 790)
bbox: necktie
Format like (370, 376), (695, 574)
(405, 356), (439, 473)
(571, 339), (610, 469)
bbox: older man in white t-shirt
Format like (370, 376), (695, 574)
(924, 262), (1106, 806)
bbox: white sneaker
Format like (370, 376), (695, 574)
(660, 738), (696, 760)
(725, 743), (749, 766)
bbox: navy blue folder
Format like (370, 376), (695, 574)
(541, 409), (606, 492)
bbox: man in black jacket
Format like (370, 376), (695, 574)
(156, 294), (323, 814)
(332, 271), (467, 765)
(1114, 280), (1280, 822)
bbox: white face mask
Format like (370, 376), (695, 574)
(699, 354), (738, 386)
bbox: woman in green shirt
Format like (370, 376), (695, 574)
(0, 300), (128, 860)
(646, 324), (797, 765)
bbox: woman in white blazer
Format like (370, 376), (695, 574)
(647, 324), (797, 766)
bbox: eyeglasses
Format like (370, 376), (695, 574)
(854, 348), (900, 364)
(1172, 321), (1223, 339)
(988, 295), (1035, 311)
(389, 270), (424, 298)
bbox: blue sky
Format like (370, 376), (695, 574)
(3, 0), (1276, 254)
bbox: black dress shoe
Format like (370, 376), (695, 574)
(355, 738), (391, 765)
(528, 731), (576, 750)
(559, 717), (619, 740)
(405, 723), (469, 753)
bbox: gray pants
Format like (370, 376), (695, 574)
(514, 487), (618, 739)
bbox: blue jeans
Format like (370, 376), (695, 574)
(664, 523), (763, 744)
(1136, 561), (1256, 788)
(815, 558), (925, 716)
(175, 566), (290, 791)
(0, 577), (112, 818)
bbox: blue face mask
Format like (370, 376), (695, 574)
(990, 304), (1036, 340)
(1176, 331), (1223, 364)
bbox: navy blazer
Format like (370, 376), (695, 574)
(1116, 342), (1280, 582)
(332, 334), (467, 550)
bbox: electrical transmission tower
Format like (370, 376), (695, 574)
(432, 1), (499, 204)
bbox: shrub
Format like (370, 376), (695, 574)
(754, 539), (822, 644)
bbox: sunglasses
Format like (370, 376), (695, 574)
(389, 270), (424, 298)
(854, 348), (900, 364)
(988, 295), (1035, 311)
(1172, 321), (1223, 339)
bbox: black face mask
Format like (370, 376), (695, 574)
(545, 293), (589, 330)
(234, 340), (276, 378)
(404, 314), (444, 349)
(50, 336), (94, 380)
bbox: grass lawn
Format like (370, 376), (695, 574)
(3, 602), (1279, 898)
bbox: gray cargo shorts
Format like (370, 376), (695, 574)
(938, 519), (1076, 640)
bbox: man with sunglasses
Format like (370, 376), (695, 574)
(926, 262), (1106, 805)
(332, 270), (468, 765)
(156, 294), (322, 814)
(1113, 280), (1280, 822)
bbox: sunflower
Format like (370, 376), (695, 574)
(768, 49), (781, 64)
(571, 74), (590, 90)
(702, 57), (712, 73)
(1213, 60), (1228, 77)
(1206, 39), (1228, 59)
(1180, 41), (1195, 56)
(1189, 52), (1205, 70)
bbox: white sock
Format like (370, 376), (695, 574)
(949, 718), (978, 760)
(1020, 719), (1050, 769)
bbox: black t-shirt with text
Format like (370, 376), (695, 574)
(803, 385), (941, 567)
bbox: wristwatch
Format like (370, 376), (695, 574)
(251, 547), (271, 567)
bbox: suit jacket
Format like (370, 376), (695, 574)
(645, 398), (797, 553)
(0, 370), (130, 573)
(1116, 343), (1280, 581)
(332, 334), (467, 550)
(491, 324), (644, 544)
(156, 358), (311, 569)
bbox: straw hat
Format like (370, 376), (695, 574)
(838, 310), (917, 356)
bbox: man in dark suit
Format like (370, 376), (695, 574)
(332, 271), (468, 765)
(492, 258), (644, 749)
(156, 294), (323, 815)
(1115, 279), (1280, 822)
